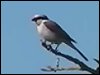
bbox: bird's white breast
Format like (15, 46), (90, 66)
(37, 20), (60, 43)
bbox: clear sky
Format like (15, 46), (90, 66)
(1, 1), (99, 74)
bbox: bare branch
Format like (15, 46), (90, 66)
(41, 66), (80, 72)
(41, 42), (99, 74)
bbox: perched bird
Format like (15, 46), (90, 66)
(32, 14), (88, 61)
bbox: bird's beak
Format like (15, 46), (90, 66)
(32, 18), (35, 21)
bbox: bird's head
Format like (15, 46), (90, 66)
(32, 15), (49, 21)
(32, 14), (49, 25)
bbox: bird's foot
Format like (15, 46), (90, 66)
(47, 44), (52, 50)
(41, 41), (52, 51)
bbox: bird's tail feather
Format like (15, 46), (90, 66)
(65, 42), (88, 61)
(70, 38), (77, 43)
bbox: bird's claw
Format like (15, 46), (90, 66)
(41, 42), (52, 51)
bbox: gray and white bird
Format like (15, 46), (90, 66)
(32, 14), (88, 61)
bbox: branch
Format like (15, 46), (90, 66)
(41, 66), (80, 72)
(41, 42), (99, 74)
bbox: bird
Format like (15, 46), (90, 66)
(32, 14), (88, 61)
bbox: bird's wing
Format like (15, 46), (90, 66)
(44, 20), (77, 43)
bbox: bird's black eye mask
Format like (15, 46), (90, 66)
(32, 16), (49, 21)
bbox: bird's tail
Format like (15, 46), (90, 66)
(65, 42), (88, 61)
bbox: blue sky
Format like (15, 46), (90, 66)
(1, 1), (99, 74)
